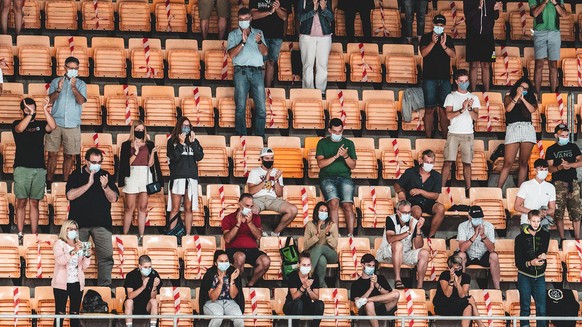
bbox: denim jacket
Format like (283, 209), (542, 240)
(297, 0), (334, 35)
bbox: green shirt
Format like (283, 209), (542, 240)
(315, 137), (357, 180)
(529, 0), (563, 31)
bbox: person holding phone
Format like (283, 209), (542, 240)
(515, 210), (550, 327)
(433, 254), (485, 327)
(166, 117), (204, 236)
(118, 120), (162, 240)
(283, 253), (324, 327)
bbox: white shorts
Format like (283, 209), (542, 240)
(505, 122), (536, 145)
(123, 166), (152, 194)
(377, 246), (422, 266)
(167, 178), (199, 211)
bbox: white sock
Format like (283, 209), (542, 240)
(126, 323), (132, 327)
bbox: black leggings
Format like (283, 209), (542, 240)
(283, 298), (325, 327)
(54, 282), (82, 327)
(344, 6), (373, 42)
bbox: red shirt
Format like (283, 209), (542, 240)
(221, 210), (261, 249)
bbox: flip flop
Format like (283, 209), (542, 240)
(394, 280), (405, 289)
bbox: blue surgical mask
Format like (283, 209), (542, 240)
(67, 69), (78, 79)
(458, 81), (470, 91)
(239, 20), (250, 30)
(89, 163), (101, 173)
(522, 91), (528, 96)
(364, 266), (375, 276)
(558, 137), (569, 146)
(217, 262), (230, 272)
(67, 230), (78, 240)
(433, 26), (444, 35)
(471, 218), (483, 227)
(400, 213), (412, 223)
(181, 126), (191, 134)
(241, 207), (252, 216)
(330, 133), (342, 142)
(140, 267), (152, 277)
(299, 266), (312, 275)
(318, 212), (328, 221)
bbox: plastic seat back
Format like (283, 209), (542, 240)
(111, 235), (139, 280)
(326, 89), (361, 130)
(44, 0), (78, 30)
(91, 37), (127, 78)
(17, 36), (51, 76)
(81, 0), (114, 30)
(196, 135), (229, 177)
(23, 234), (58, 279)
(202, 40), (233, 80)
(167, 40), (201, 80)
(363, 90), (398, 131)
(142, 85), (176, 127)
(182, 235), (216, 280)
(104, 85), (139, 126)
(230, 135), (263, 177)
(267, 136), (304, 178)
(118, 0), (151, 31)
(153, 0), (188, 32)
(289, 88), (325, 129)
(142, 235), (180, 279)
(207, 184), (241, 227)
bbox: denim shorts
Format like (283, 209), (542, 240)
(422, 79), (451, 108)
(264, 38), (283, 62)
(533, 30), (561, 61)
(320, 176), (355, 203)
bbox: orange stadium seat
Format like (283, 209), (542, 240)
(242, 288), (272, 327)
(304, 136), (322, 179)
(473, 92), (506, 132)
(542, 92), (577, 133)
(277, 42), (300, 82)
(383, 44), (417, 84)
(493, 11), (506, 40)
(328, 43), (347, 83)
(492, 46), (522, 86)
(0, 132), (16, 175)
(505, 187), (519, 219)
(283, 185), (317, 228)
(230, 135), (263, 178)
(8, 0), (41, 30)
(0, 83), (24, 125)
(437, 187), (470, 216)
(196, 135), (229, 177)
(469, 289), (505, 327)
(488, 139), (518, 174)
(363, 90), (398, 131)
(207, 184), (241, 227)
(493, 239), (517, 282)
(0, 234), (19, 278)
(80, 84), (102, 126)
(9, 182), (49, 226)
(319, 288), (350, 327)
(326, 89), (361, 130)
(202, 40), (234, 80)
(118, 0), (151, 31)
(44, 0), (77, 30)
(142, 85), (177, 127)
(54, 36), (90, 78)
(0, 35), (14, 76)
(350, 137), (378, 179)
(23, 234), (58, 279)
(272, 288), (287, 316)
(415, 138), (446, 173)
(421, 237), (448, 282)
(104, 84), (140, 127)
(379, 138), (414, 180)
(80, 133), (115, 174)
(153, 0), (188, 32)
(16, 35), (51, 76)
(129, 38), (164, 79)
(528, 139), (553, 180)
(182, 235), (216, 280)
(559, 4), (575, 42)
(337, 237), (370, 281)
(33, 286), (69, 327)
(264, 87), (289, 130)
(334, 9), (362, 37)
(508, 2), (533, 40)
(0, 287), (31, 327)
(81, 0), (114, 31)
(469, 187), (506, 230)
(563, 240), (582, 283)
(154, 134), (170, 177)
(130, 192), (169, 227)
(371, 7), (401, 37)
(111, 235), (139, 280)
(109, 189), (125, 228)
(395, 289), (428, 327)
(357, 186), (394, 229)
(142, 235), (180, 279)
(545, 239), (562, 282)
(455, 140), (488, 181)
(178, 86), (214, 127)
(347, 43), (382, 83)
(91, 37), (127, 78)
(51, 182), (69, 225)
(0, 183), (9, 225)
(259, 236), (288, 280)
(561, 49), (582, 87)
(166, 39), (201, 80)
(289, 88), (325, 130)
(398, 91), (428, 132)
(158, 287), (193, 327)
(215, 86), (252, 129)
(267, 136), (304, 179)
(439, 1), (466, 39)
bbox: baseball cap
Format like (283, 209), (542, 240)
(259, 147), (274, 157)
(468, 206), (485, 219)
(554, 123), (569, 134)
(361, 253), (376, 264)
(433, 14), (446, 25)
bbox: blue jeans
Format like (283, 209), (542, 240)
(517, 273), (547, 327)
(320, 176), (355, 203)
(234, 66), (266, 137)
(403, 0), (428, 37)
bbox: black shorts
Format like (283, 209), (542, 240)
(466, 251), (492, 268)
(225, 248), (267, 266)
(357, 302), (396, 316)
(466, 30), (495, 63)
(411, 200), (436, 215)
(123, 299), (149, 315)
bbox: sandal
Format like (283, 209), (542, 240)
(394, 280), (405, 289)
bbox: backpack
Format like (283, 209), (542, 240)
(81, 290), (109, 314)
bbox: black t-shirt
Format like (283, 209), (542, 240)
(285, 270), (320, 303)
(546, 142), (582, 182)
(420, 32), (455, 80)
(350, 275), (392, 300)
(396, 166), (442, 206)
(249, 0), (292, 39)
(434, 270), (471, 303)
(123, 268), (163, 308)
(12, 120), (48, 169)
(66, 167), (119, 230)
(505, 101), (532, 125)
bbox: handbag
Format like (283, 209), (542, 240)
(163, 212), (186, 238)
(81, 290), (109, 313)
(146, 159), (162, 195)
(279, 237), (300, 279)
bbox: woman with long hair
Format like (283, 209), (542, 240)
(118, 120), (162, 239)
(497, 77), (538, 188)
(166, 117), (204, 236)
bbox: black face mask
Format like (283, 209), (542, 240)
(454, 269), (463, 277)
(262, 160), (274, 169)
(134, 130), (145, 139)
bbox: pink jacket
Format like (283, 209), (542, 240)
(51, 239), (91, 291)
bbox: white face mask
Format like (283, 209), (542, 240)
(400, 213), (412, 223)
(433, 26), (444, 35)
(422, 163), (434, 173)
(67, 69), (78, 79)
(536, 170), (549, 180)
(364, 266), (375, 275)
(67, 230), (78, 240)
(217, 262), (230, 272)
(299, 266), (311, 275)
(471, 218), (483, 227)
(318, 212), (328, 221)
(241, 207), (252, 216)
(330, 133), (342, 142)
(140, 267), (152, 277)
(239, 20), (250, 29)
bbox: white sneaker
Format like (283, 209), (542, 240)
(355, 298), (367, 309)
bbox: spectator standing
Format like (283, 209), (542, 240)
(456, 206), (500, 289)
(337, 0), (374, 43)
(303, 201), (338, 288)
(546, 124), (582, 240)
(433, 254), (485, 327)
(394, 150), (444, 237)
(52, 220), (91, 327)
(464, 0), (501, 92)
(123, 255), (162, 327)
(200, 250), (244, 327)
(515, 210), (550, 327)
(403, 0), (428, 43)
(199, 0), (229, 40)
(228, 7), (268, 137)
(66, 147), (118, 286)
(530, 0), (566, 96)
(1, 0), (23, 35)
(297, 0), (333, 94)
(315, 118), (357, 236)
(13, 98), (56, 241)
(350, 254), (400, 327)
(497, 78), (538, 189)
(283, 253), (325, 327)
(250, 0), (291, 87)
(376, 200), (429, 289)
(442, 69), (480, 193)
(118, 120), (162, 240)
(246, 147), (297, 236)
(166, 117), (204, 236)
(420, 14), (455, 139)
(222, 194), (271, 287)
(46, 57), (87, 188)
(514, 159), (556, 227)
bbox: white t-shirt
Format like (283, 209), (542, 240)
(444, 91), (481, 134)
(246, 167), (284, 198)
(62, 241), (79, 283)
(516, 178), (556, 224)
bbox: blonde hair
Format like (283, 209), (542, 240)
(128, 120), (148, 143)
(59, 220), (79, 242)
